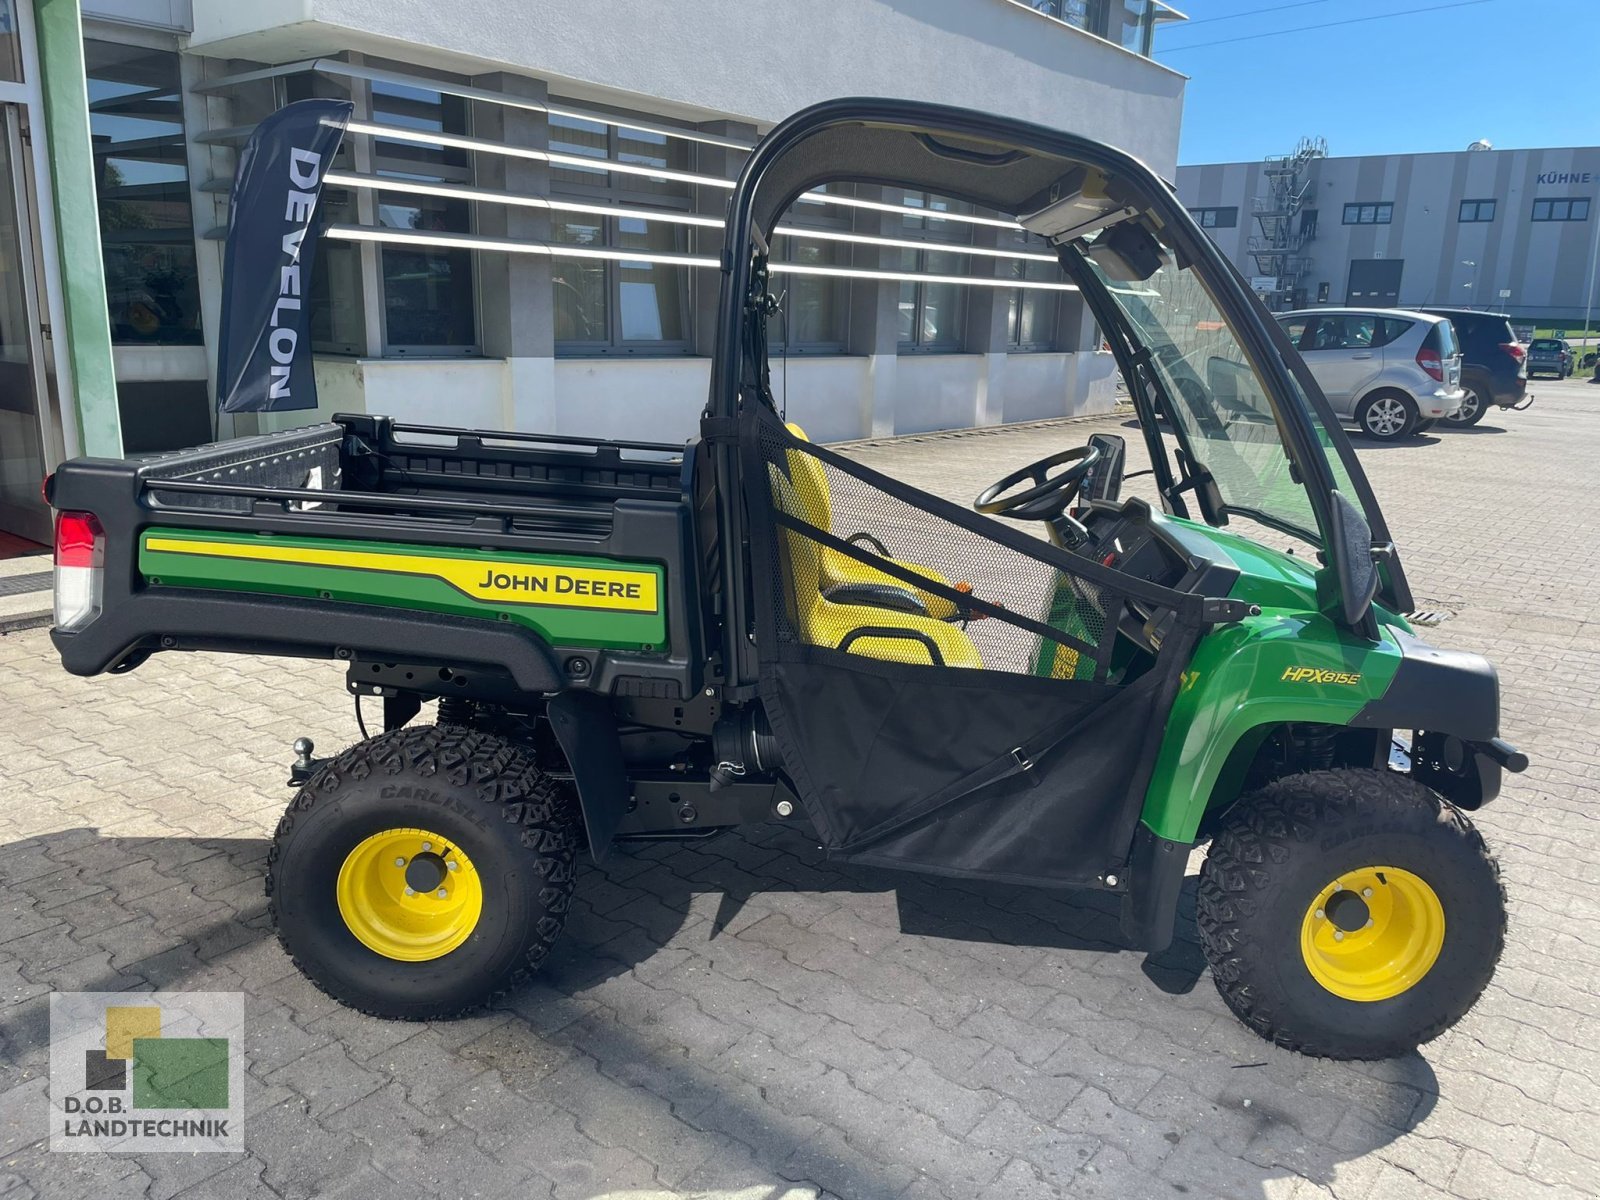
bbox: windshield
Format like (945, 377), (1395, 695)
(1085, 254), (1354, 544)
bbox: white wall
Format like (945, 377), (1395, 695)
(186, 0), (1187, 173)
(266, 349), (1124, 443)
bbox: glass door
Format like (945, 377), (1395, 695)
(0, 101), (53, 544)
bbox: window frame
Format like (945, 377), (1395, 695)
(1458, 198), (1496, 223)
(769, 193), (853, 356)
(1188, 206), (1239, 230)
(1004, 233), (1061, 353)
(1531, 197), (1591, 223)
(1342, 202), (1393, 226)
(549, 102), (698, 357)
(896, 190), (973, 353)
(369, 77), (480, 356)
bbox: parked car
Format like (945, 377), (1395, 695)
(1527, 337), (1574, 379)
(1419, 308), (1529, 426)
(1276, 308), (1464, 440)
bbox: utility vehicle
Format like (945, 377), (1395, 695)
(47, 99), (1524, 1060)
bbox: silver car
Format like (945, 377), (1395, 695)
(1276, 308), (1465, 440)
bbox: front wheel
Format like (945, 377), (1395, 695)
(267, 724), (582, 1020)
(1356, 392), (1416, 440)
(1197, 769), (1505, 1059)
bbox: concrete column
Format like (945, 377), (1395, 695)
(33, 0), (120, 457)
(967, 223), (1010, 427)
(471, 73), (552, 432)
(843, 188), (902, 438)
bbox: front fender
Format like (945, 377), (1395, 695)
(1137, 612), (1402, 844)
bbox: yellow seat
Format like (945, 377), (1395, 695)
(783, 424), (960, 621)
(768, 461), (983, 670)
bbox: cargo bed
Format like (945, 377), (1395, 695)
(46, 415), (706, 702)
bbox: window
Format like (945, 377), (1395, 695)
(550, 107), (694, 353)
(771, 189), (852, 354)
(1277, 316), (1311, 347)
(897, 192), (971, 351)
(283, 74), (364, 354)
(1316, 281), (1330, 303)
(371, 81), (476, 351)
(1458, 199), (1496, 223)
(1006, 236), (1061, 351)
(1302, 313), (1409, 350)
(1342, 202), (1393, 225)
(1189, 207), (1238, 230)
(1532, 198), (1591, 222)
(85, 41), (202, 345)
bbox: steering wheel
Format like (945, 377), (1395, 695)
(974, 445), (1102, 526)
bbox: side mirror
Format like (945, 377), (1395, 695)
(1322, 490), (1379, 629)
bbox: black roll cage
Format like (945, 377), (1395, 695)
(704, 98), (1409, 694)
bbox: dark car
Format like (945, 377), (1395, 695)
(1420, 308), (1529, 426)
(1527, 338), (1573, 379)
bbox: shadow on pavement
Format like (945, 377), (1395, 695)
(1, 824), (1439, 1199)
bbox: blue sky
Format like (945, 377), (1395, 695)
(1156, 0), (1600, 165)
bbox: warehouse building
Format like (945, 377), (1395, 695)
(0, 0), (1186, 546)
(1177, 142), (1600, 324)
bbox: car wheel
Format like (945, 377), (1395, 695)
(1356, 392), (1415, 440)
(268, 724), (582, 1020)
(1444, 382), (1490, 427)
(1198, 769), (1504, 1060)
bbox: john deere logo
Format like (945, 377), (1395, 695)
(49, 992), (244, 1153)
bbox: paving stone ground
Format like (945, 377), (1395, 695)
(2, 377), (1597, 1199)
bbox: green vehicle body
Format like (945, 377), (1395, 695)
(139, 513), (1404, 851)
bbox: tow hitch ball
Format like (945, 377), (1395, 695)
(287, 737), (328, 787)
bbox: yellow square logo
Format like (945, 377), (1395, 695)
(104, 1007), (161, 1061)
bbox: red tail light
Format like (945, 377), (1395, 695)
(1415, 348), (1444, 382)
(1499, 341), (1525, 363)
(54, 511), (104, 630)
(55, 511), (102, 568)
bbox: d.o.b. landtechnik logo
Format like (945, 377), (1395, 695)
(49, 992), (244, 1153)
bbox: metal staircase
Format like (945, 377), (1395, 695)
(1248, 136), (1326, 311)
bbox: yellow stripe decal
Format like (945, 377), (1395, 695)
(143, 536), (660, 614)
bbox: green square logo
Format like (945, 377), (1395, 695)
(131, 1037), (230, 1110)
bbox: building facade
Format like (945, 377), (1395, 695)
(0, 0), (1186, 546)
(1179, 144), (1600, 325)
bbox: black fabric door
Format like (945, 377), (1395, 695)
(742, 408), (1203, 887)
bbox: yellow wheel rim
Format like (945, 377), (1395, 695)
(1300, 866), (1445, 1002)
(335, 827), (483, 962)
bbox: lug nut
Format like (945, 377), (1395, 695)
(447, 861), (458, 872)
(437, 888), (448, 899)
(1314, 908), (1325, 919)
(421, 842), (431, 852)
(404, 887), (416, 896)
(775, 799), (794, 818)
(1366, 918), (1374, 928)
(1334, 931), (1345, 941)
(1362, 887), (1373, 898)
(394, 857), (406, 867)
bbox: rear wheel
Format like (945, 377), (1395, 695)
(1197, 769), (1504, 1059)
(1356, 392), (1416, 440)
(1443, 380), (1490, 427)
(267, 724), (581, 1020)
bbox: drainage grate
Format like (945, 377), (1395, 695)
(0, 571), (50, 597)
(1405, 610), (1451, 626)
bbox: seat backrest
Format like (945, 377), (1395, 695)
(783, 424), (833, 531)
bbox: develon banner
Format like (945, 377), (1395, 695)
(216, 98), (353, 413)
